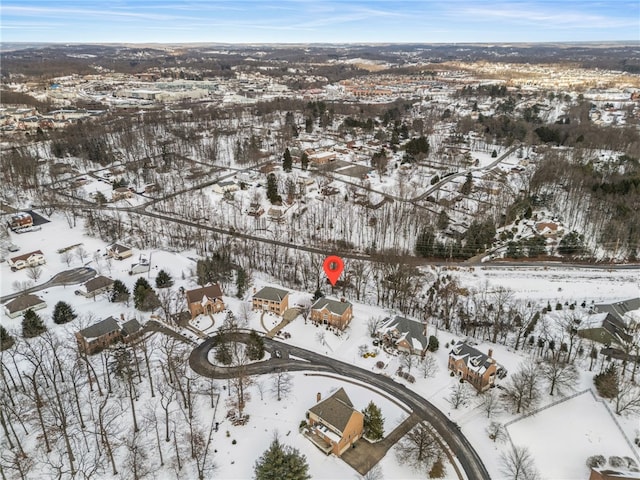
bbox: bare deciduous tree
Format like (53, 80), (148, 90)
(542, 356), (578, 396)
(60, 249), (74, 267)
(614, 379), (640, 416)
(395, 423), (441, 473)
(501, 363), (540, 414)
(367, 316), (384, 338)
(448, 382), (471, 409)
(271, 370), (293, 401)
(500, 445), (540, 480)
(482, 389), (502, 418)
(419, 354), (438, 379)
(486, 421), (506, 443)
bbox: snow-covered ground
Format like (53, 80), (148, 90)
(2, 213), (639, 479)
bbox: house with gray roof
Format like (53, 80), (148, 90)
(305, 387), (364, 457)
(592, 298), (640, 330)
(75, 316), (121, 355)
(448, 341), (498, 392)
(310, 297), (353, 330)
(106, 243), (133, 260)
(378, 315), (429, 355)
(252, 286), (290, 316)
(121, 319), (142, 341)
(77, 275), (114, 298)
(578, 312), (632, 347)
(4, 294), (46, 318)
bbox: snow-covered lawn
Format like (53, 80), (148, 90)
(507, 391), (638, 480)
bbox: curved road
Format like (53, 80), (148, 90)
(190, 333), (491, 480)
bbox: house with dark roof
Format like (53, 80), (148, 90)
(578, 312), (632, 347)
(448, 341), (498, 392)
(77, 275), (114, 299)
(185, 284), (225, 319)
(4, 294), (46, 318)
(75, 317), (122, 355)
(106, 243), (133, 260)
(252, 286), (290, 316)
(121, 319), (142, 343)
(75, 316), (143, 354)
(310, 297), (353, 330)
(378, 315), (429, 356)
(592, 298), (640, 330)
(305, 388), (364, 457)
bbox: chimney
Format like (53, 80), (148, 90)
(316, 392), (321, 402)
(120, 313), (125, 321)
(488, 348), (493, 359)
(340, 297), (345, 303)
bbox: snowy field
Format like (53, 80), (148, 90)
(508, 391), (639, 480)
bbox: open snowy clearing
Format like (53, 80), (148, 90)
(507, 390), (638, 480)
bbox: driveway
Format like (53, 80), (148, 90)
(0, 267), (96, 303)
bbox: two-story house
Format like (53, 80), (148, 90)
(252, 286), (290, 316)
(448, 341), (498, 392)
(76, 316), (143, 355)
(305, 388), (364, 457)
(185, 284), (225, 319)
(9, 250), (46, 271)
(310, 297), (353, 330)
(378, 315), (429, 356)
(76, 317), (122, 355)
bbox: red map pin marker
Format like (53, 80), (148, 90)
(323, 255), (344, 287)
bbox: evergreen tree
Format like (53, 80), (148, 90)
(362, 401), (385, 440)
(155, 269), (174, 288)
(111, 279), (130, 303)
(460, 172), (473, 195)
(0, 325), (15, 351)
(236, 267), (248, 298)
(22, 309), (47, 338)
(558, 231), (585, 256)
(427, 335), (440, 352)
(133, 277), (159, 311)
(246, 330), (265, 361)
(594, 364), (619, 399)
(312, 288), (324, 301)
(52, 301), (77, 325)
(215, 341), (232, 365)
(254, 436), (310, 480)
(300, 152), (309, 171)
(283, 148), (293, 172)
(266, 173), (281, 204)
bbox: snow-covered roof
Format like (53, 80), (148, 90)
(449, 341), (495, 374)
(311, 297), (351, 315)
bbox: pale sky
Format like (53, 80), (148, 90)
(1, 0), (639, 44)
